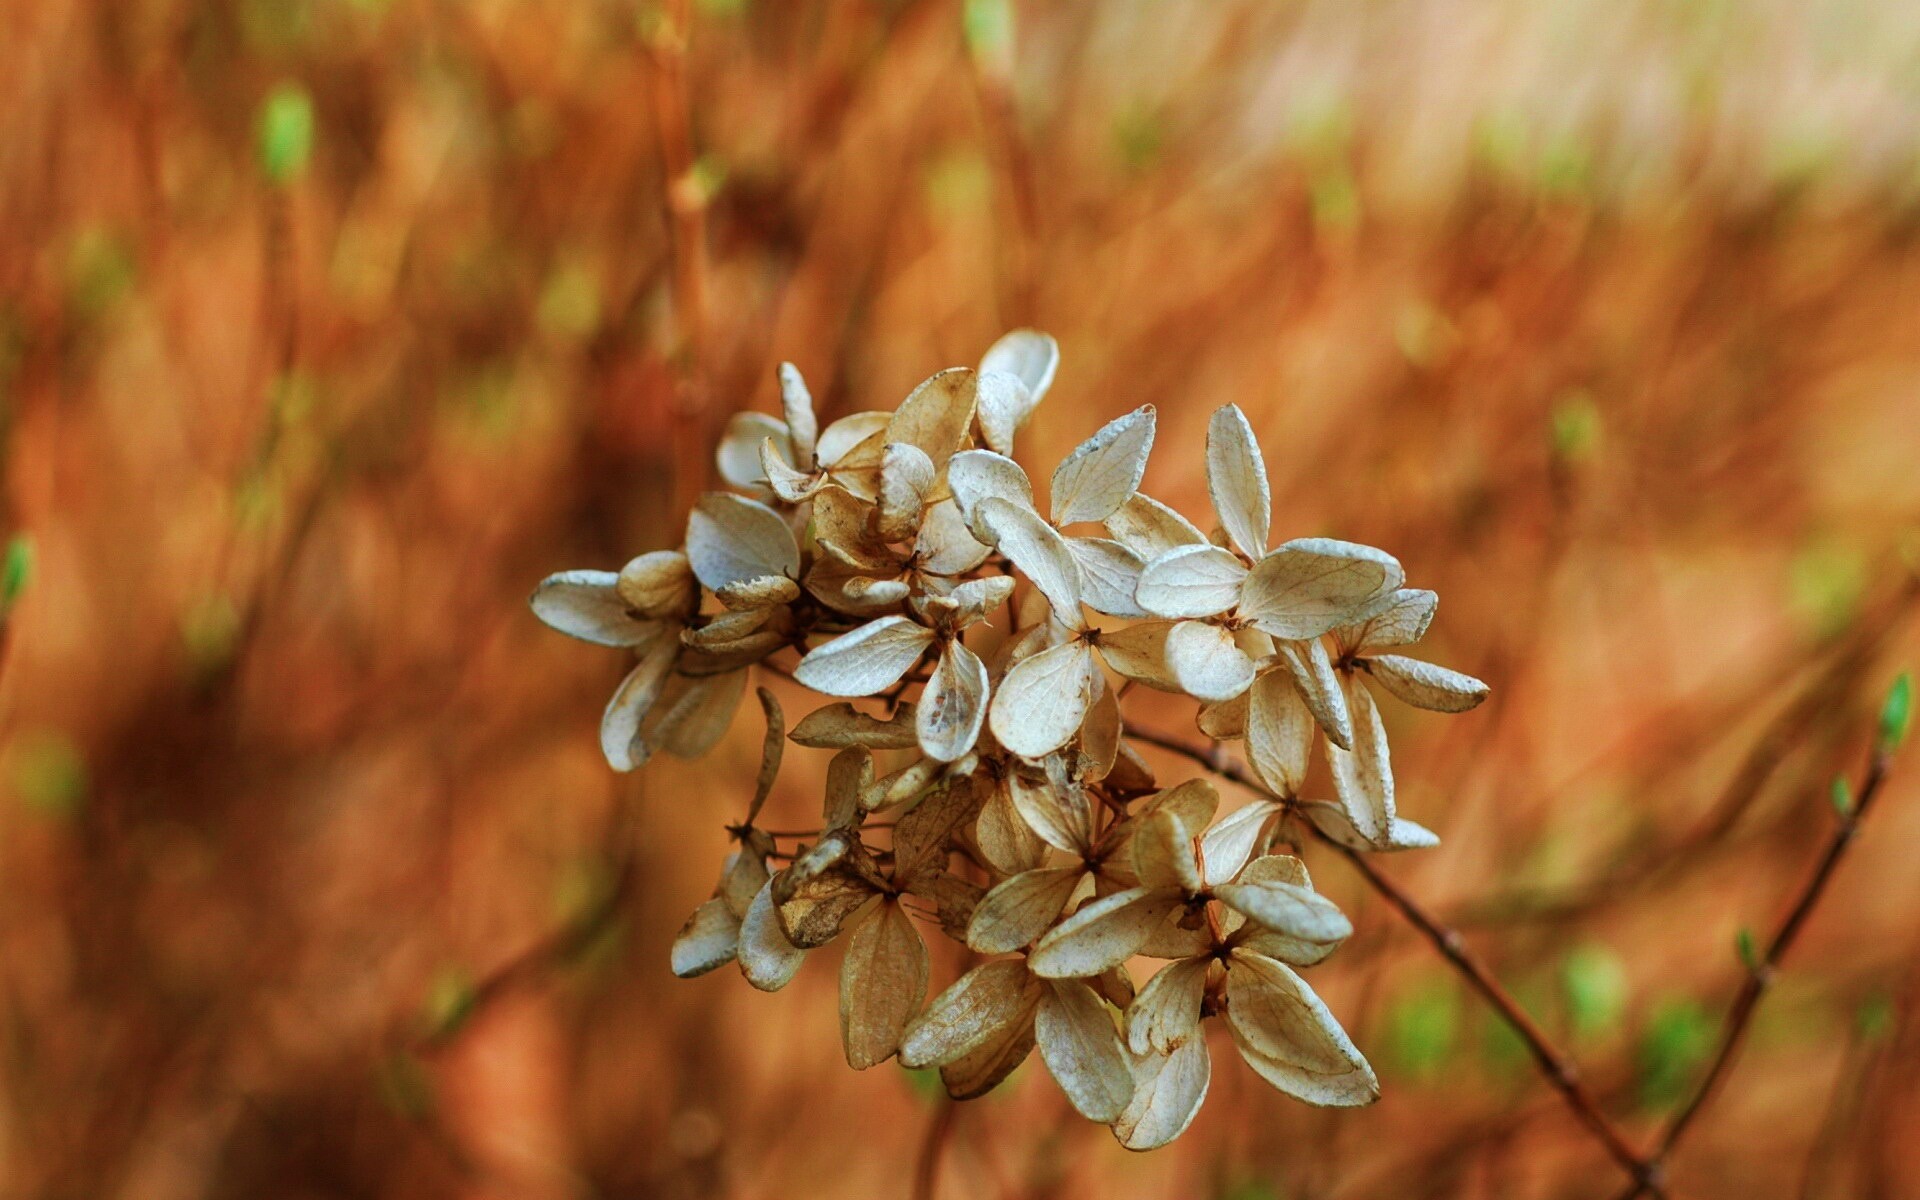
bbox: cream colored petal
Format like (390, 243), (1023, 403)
(1096, 619), (1181, 692)
(891, 774), (982, 884)
(763, 441), (822, 503)
(1165, 620), (1257, 703)
(719, 846), (771, 919)
(1137, 905), (1215, 959)
(979, 328), (1058, 408)
(967, 866), (1085, 953)
(615, 550), (697, 620)
(808, 486), (892, 571)
(1028, 887), (1179, 978)
(1344, 587), (1437, 652)
(822, 746), (873, 830)
(1049, 406), (1156, 526)
(807, 571), (911, 618)
(717, 411), (789, 489)
(945, 573), (1015, 628)
(989, 640), (1098, 759)
(977, 497), (1084, 628)
(1135, 545), (1248, 620)
(947, 449), (1037, 542)
(1327, 674), (1395, 847)
(1197, 693), (1248, 740)
(793, 616), (936, 697)
(643, 668), (748, 759)
(773, 855), (872, 949)
(1081, 680), (1122, 780)
(789, 702), (920, 750)
(975, 776), (1047, 874)
(877, 442), (937, 542)
(1367, 655), (1489, 713)
(1239, 541), (1397, 641)
(670, 897), (740, 978)
(940, 1006), (1038, 1099)
(914, 499), (993, 578)
(1247, 669), (1314, 799)
(1125, 957), (1209, 1054)
(685, 493), (801, 591)
(1199, 801), (1280, 887)
(888, 368), (977, 470)
(1009, 771), (1093, 853)
(599, 637), (679, 771)
(1067, 537), (1147, 618)
(1036, 980), (1136, 1122)
(531, 571), (655, 646)
(1225, 950), (1378, 1106)
(1104, 492), (1208, 560)
(1298, 801), (1439, 854)
(815, 411), (891, 469)
(899, 959), (1040, 1067)
(1279, 637), (1353, 750)
(713, 574), (800, 612)
(910, 869), (986, 942)
(1112, 1035), (1211, 1151)
(839, 899), (930, 1069)
(918, 641), (989, 762)
(1213, 877), (1351, 945)
(1131, 809), (1202, 894)
(1206, 404), (1271, 560)
(1229, 856), (1345, 966)
(777, 362), (818, 469)
(1137, 778), (1221, 835)
(973, 369), (1035, 458)
(738, 879), (807, 991)
(866, 756), (943, 813)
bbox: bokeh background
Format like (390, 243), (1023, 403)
(5, 0), (1920, 1197)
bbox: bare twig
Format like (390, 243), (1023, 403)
(1612, 739), (1898, 1199)
(1124, 722), (1666, 1196)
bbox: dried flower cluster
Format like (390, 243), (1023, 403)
(531, 332), (1487, 1149)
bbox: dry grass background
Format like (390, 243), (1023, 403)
(4, 1), (1920, 1197)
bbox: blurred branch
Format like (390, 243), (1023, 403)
(1614, 700), (1904, 1200)
(911, 1097), (958, 1200)
(646, 0), (711, 514)
(1124, 723), (1667, 1197)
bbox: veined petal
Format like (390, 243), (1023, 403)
(1131, 809), (1202, 894)
(918, 640), (990, 762)
(1036, 980), (1136, 1122)
(877, 442), (937, 542)
(642, 668), (748, 759)
(1224, 950), (1377, 1107)
(1239, 541), (1396, 642)
(599, 633), (680, 771)
(1206, 404), (1271, 560)
(978, 497), (1084, 629)
(974, 369), (1035, 458)
(1228, 855), (1347, 966)
(794, 617), (936, 697)
(816, 411), (892, 469)
(967, 867), (1085, 953)
(1009, 771), (1093, 854)
(789, 702), (920, 750)
(1067, 537), (1147, 618)
(839, 899), (930, 1069)
(1029, 887), (1180, 978)
(988, 640), (1098, 759)
(717, 411), (790, 489)
(685, 493), (801, 591)
(1279, 637), (1353, 750)
(531, 571), (654, 646)
(1049, 406), (1155, 526)
(1247, 669), (1314, 799)
(1135, 545), (1247, 620)
(1096, 619), (1181, 692)
(1213, 878), (1351, 945)
(1300, 801), (1439, 854)
(979, 329), (1058, 409)
(1342, 587), (1437, 652)
(975, 776), (1047, 874)
(1199, 801), (1280, 887)
(1367, 655), (1489, 713)
(1104, 492), (1208, 560)
(888, 368), (976, 470)
(669, 897), (739, 978)
(615, 551), (697, 621)
(947, 449), (1037, 542)
(1164, 620), (1256, 703)
(1126, 957), (1209, 1055)
(941, 1009), (1038, 1099)
(777, 362), (819, 469)
(1112, 1036), (1211, 1151)
(899, 959), (1040, 1068)
(738, 879), (807, 991)
(915, 499), (993, 577)
(1326, 674), (1395, 847)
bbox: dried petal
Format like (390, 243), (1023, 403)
(1247, 670), (1313, 798)
(531, 571), (655, 646)
(1113, 1035), (1211, 1151)
(878, 442), (937, 542)
(718, 411), (789, 489)
(888, 368), (976, 470)
(947, 450), (1037, 541)
(599, 633), (680, 771)
(975, 776), (1048, 873)
(685, 493), (801, 591)
(1049, 406), (1156, 526)
(1009, 772), (1093, 854)
(1036, 980), (1135, 1122)
(839, 899), (930, 1069)
(915, 500), (993, 577)
(1164, 620), (1257, 703)
(670, 898), (739, 978)
(816, 411), (892, 469)
(790, 702), (920, 750)
(1367, 655), (1489, 713)
(899, 960), (1040, 1067)
(967, 866), (1085, 953)
(974, 370), (1035, 458)
(1239, 541), (1396, 641)
(1213, 877), (1351, 945)
(979, 329), (1058, 408)
(1344, 587), (1437, 652)
(1206, 404), (1271, 560)
(1279, 637), (1354, 751)
(1300, 801), (1439, 854)
(940, 1008), (1038, 1099)
(1326, 674), (1395, 847)
(793, 616), (937, 697)
(1125, 957), (1209, 1055)
(919, 641), (990, 762)
(1105, 493), (1208, 560)
(1199, 801), (1280, 886)
(643, 668), (747, 759)
(977, 497), (1084, 628)
(1131, 809), (1202, 894)
(1096, 620), (1181, 692)
(778, 362), (818, 468)
(989, 640), (1099, 759)
(714, 574), (800, 611)
(1224, 950), (1377, 1106)
(1067, 538), (1147, 618)
(1229, 855), (1346, 965)
(1029, 887), (1181, 978)
(738, 879), (807, 991)
(616, 551), (697, 620)
(1135, 545), (1249, 620)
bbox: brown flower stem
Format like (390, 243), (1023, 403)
(1612, 742), (1896, 1200)
(1123, 722), (1666, 1197)
(910, 1096), (958, 1200)
(645, 0), (711, 515)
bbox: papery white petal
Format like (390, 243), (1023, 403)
(778, 362), (819, 469)
(685, 493), (801, 591)
(531, 571), (654, 646)
(1135, 544), (1248, 620)
(977, 497), (1084, 628)
(988, 640), (1098, 759)
(1049, 406), (1156, 526)
(793, 617), (937, 697)
(1112, 1035), (1211, 1151)
(918, 640), (990, 762)
(1238, 541), (1396, 642)
(1206, 404), (1271, 560)
(1164, 620), (1257, 703)
(1036, 980), (1135, 1122)
(1367, 654), (1489, 713)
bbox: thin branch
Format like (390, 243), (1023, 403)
(1124, 723), (1666, 1197)
(910, 1095), (958, 1200)
(1612, 740), (1897, 1199)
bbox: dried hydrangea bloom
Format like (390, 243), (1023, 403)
(530, 329), (1489, 1149)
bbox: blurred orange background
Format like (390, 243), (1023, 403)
(4, 1), (1920, 1197)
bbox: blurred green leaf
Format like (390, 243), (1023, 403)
(1856, 991), (1894, 1041)
(1734, 927), (1760, 973)
(1879, 672), (1912, 752)
(1550, 389), (1602, 463)
(257, 83), (315, 186)
(181, 593), (241, 677)
(423, 968), (478, 1040)
(2, 533), (32, 613)
(924, 151), (991, 220)
(1386, 978), (1459, 1080)
(1830, 775), (1853, 816)
(902, 1064), (947, 1103)
(1788, 535), (1866, 638)
(1112, 104), (1164, 172)
(536, 261), (602, 340)
(1561, 943), (1629, 1039)
(375, 1052), (435, 1117)
(65, 227), (137, 318)
(9, 729), (88, 818)
(1637, 996), (1714, 1111)
(963, 0), (1012, 62)
(1309, 166), (1360, 232)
